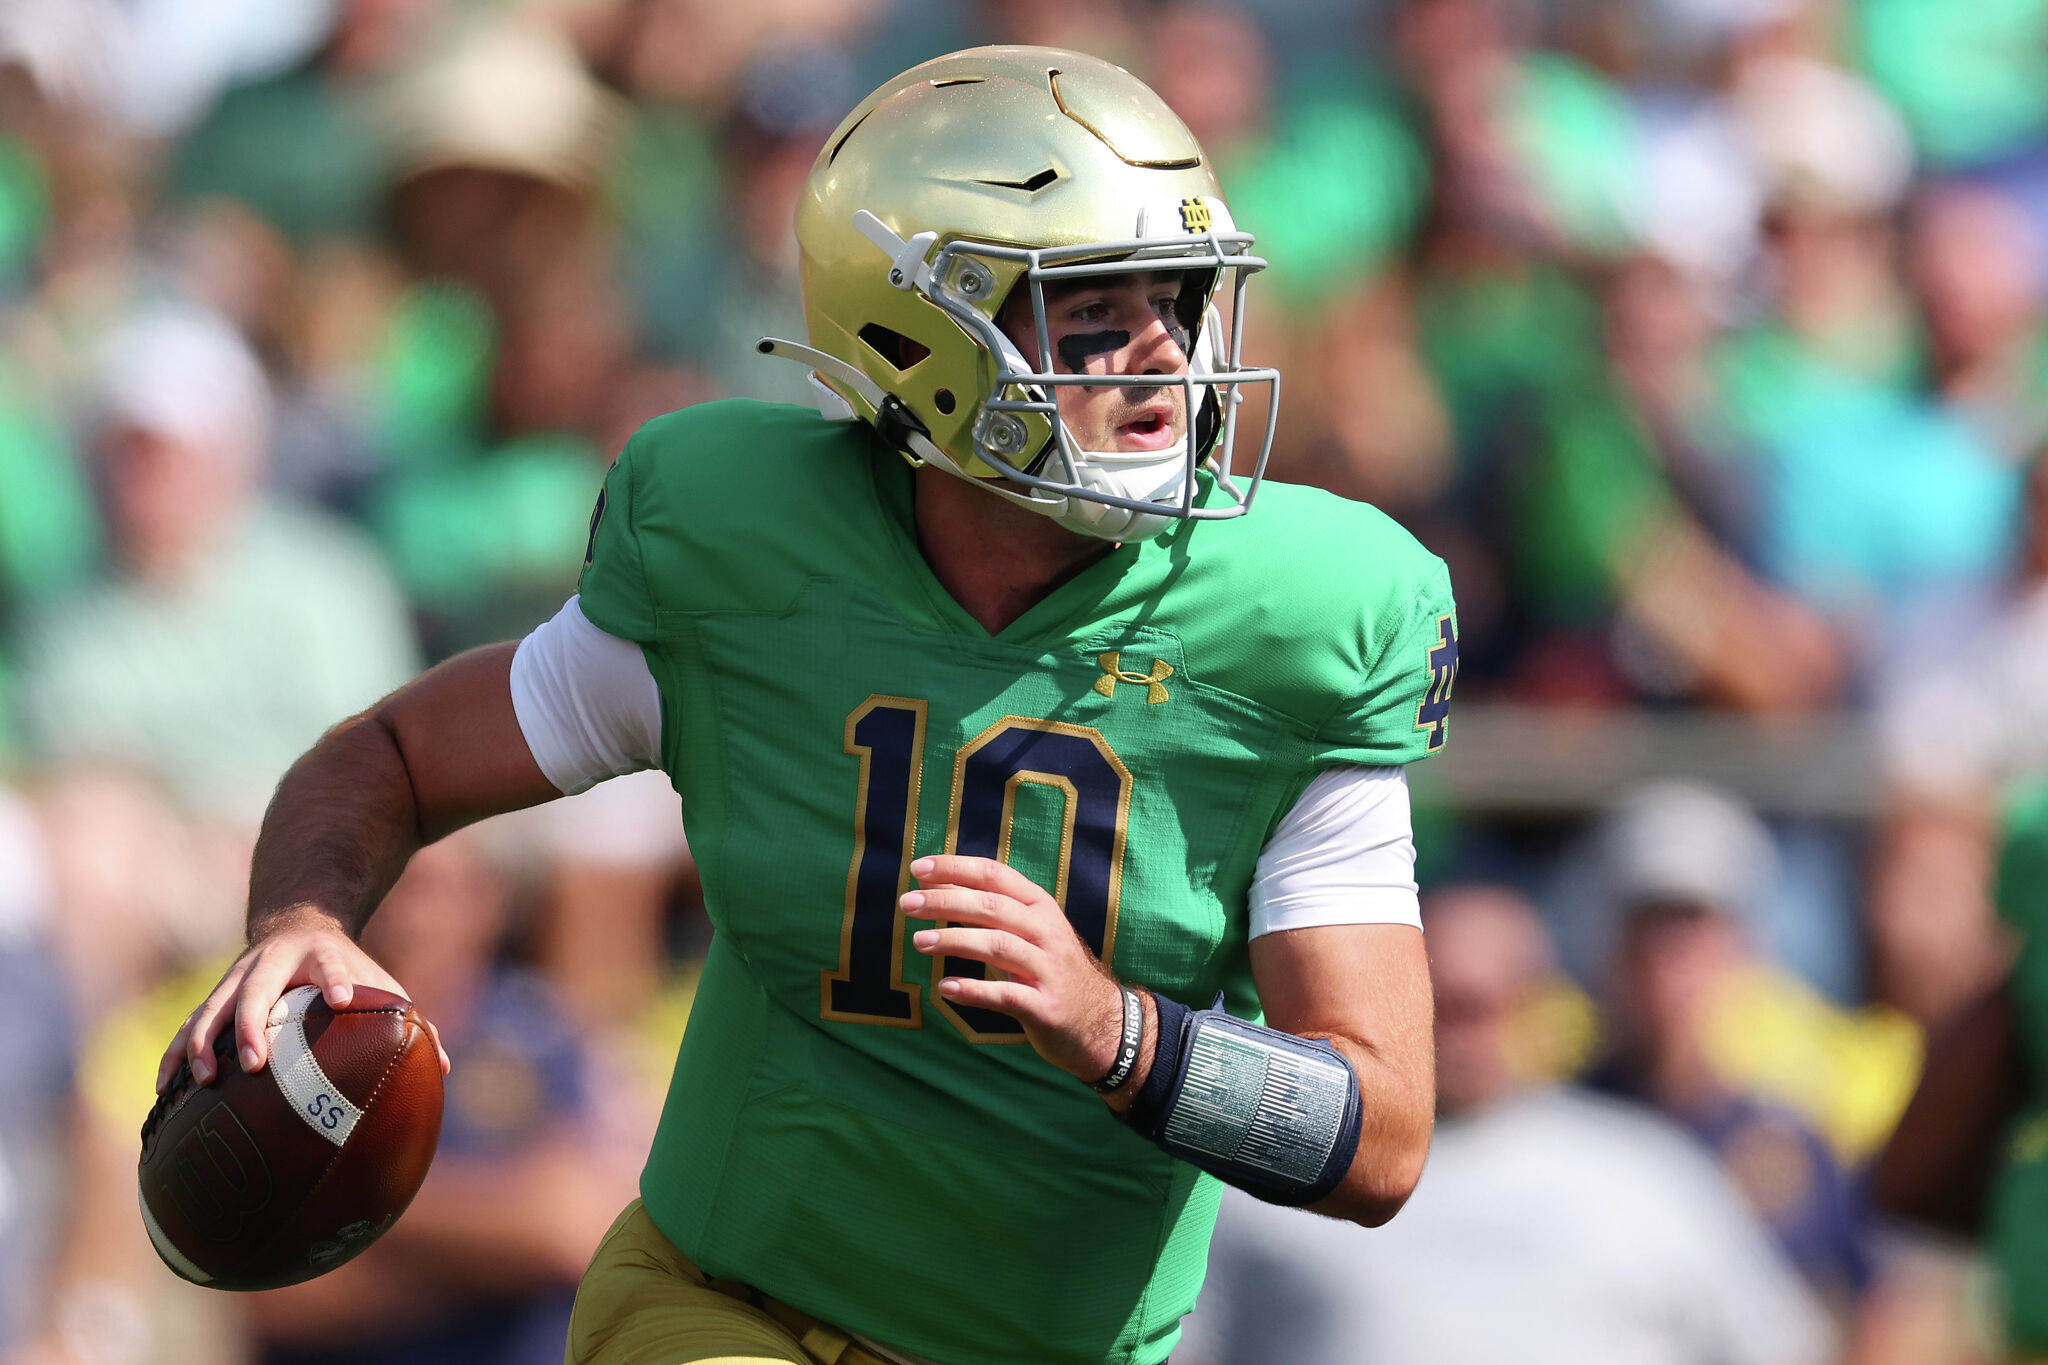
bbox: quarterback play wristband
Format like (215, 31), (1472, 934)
(1124, 992), (1363, 1207)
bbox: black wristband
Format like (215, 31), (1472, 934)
(1091, 985), (1145, 1093)
(1124, 991), (1192, 1136)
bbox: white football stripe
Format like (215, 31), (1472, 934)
(267, 983), (325, 1028)
(267, 986), (362, 1148)
(139, 1186), (213, 1284)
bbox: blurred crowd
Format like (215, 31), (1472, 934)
(0, 0), (2044, 1361)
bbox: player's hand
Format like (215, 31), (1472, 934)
(903, 855), (1125, 1083)
(156, 906), (450, 1093)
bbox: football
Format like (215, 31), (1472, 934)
(137, 984), (444, 1291)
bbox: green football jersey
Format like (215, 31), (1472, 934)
(1991, 780), (2048, 1351)
(577, 399), (1457, 1365)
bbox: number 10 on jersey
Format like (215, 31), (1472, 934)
(822, 695), (1133, 1041)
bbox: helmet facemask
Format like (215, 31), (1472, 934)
(923, 222), (1281, 542)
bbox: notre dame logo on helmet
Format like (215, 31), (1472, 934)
(1178, 198), (1213, 233)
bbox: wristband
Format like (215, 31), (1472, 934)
(1126, 991), (1191, 1131)
(1122, 991), (1363, 1207)
(1091, 984), (1144, 1093)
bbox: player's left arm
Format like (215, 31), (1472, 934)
(1244, 923), (1433, 1224)
(906, 859), (1434, 1228)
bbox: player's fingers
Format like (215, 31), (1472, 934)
(910, 926), (1046, 981)
(911, 856), (1054, 908)
(934, 974), (1043, 1022)
(311, 945), (355, 1009)
(161, 1005), (207, 1093)
(165, 1001), (208, 1090)
(160, 1002), (210, 1091)
(900, 885), (1030, 933)
(156, 1033), (185, 1094)
(234, 943), (311, 1074)
(181, 961), (253, 1086)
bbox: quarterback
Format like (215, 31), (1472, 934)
(163, 47), (1455, 1365)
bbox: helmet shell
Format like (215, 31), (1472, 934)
(797, 47), (1226, 479)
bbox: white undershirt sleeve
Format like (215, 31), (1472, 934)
(1249, 765), (1420, 938)
(509, 596), (663, 795)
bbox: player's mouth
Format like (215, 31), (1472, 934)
(1114, 402), (1181, 452)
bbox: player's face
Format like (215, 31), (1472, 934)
(999, 270), (1192, 454)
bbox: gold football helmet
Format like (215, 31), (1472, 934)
(759, 46), (1280, 541)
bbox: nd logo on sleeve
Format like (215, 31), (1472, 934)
(1414, 614), (1457, 752)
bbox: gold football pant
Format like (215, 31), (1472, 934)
(566, 1199), (897, 1365)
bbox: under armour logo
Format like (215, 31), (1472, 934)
(1095, 652), (1173, 704)
(1178, 198), (1212, 234)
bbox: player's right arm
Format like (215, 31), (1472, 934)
(158, 642), (560, 1091)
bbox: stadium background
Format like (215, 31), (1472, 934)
(0, 0), (2039, 1359)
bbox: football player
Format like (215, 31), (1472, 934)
(161, 47), (1456, 1365)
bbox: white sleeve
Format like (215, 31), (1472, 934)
(1248, 766), (1420, 938)
(509, 596), (663, 796)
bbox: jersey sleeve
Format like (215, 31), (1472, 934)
(575, 432), (658, 644)
(1313, 555), (1457, 769)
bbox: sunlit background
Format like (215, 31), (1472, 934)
(0, 0), (2043, 1361)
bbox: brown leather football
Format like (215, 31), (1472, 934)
(137, 984), (444, 1291)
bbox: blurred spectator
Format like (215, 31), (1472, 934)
(1909, 181), (2048, 459)
(29, 764), (241, 1029)
(378, 12), (622, 310)
(679, 43), (853, 406)
(10, 302), (418, 829)
(1536, 252), (1845, 710)
(1855, 0), (2048, 169)
(0, 363), (94, 636)
(979, 0), (1142, 66)
(1870, 448), (2048, 1022)
(512, 768), (695, 1036)
(592, 0), (883, 116)
(359, 13), (703, 657)
(0, 0), (336, 142)
(1392, 1), (1826, 706)
(1874, 778), (2048, 1359)
(1180, 884), (1834, 1365)
(1579, 782), (1910, 1309)
(1142, 4), (1271, 162)
(0, 785), (76, 1356)
(1714, 56), (2024, 684)
(167, 0), (443, 248)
